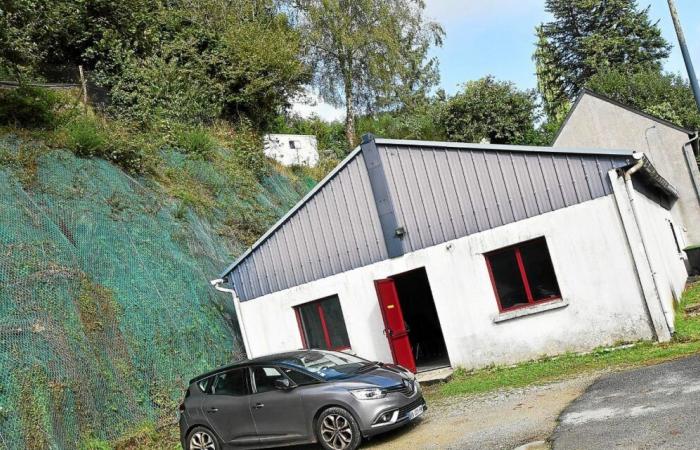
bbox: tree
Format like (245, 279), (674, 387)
(587, 68), (700, 131)
(535, 0), (671, 120)
(439, 76), (538, 145)
(293, 0), (443, 148)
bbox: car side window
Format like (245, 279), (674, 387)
(212, 368), (248, 396)
(197, 376), (214, 394)
(281, 367), (318, 385)
(252, 366), (287, 394)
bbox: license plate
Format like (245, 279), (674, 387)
(407, 404), (425, 420)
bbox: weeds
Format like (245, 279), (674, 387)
(174, 127), (216, 160)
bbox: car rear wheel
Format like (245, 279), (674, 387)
(316, 407), (362, 450)
(186, 426), (220, 450)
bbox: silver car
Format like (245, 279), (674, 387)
(178, 350), (426, 450)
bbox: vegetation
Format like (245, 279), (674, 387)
(427, 281), (700, 399)
(295, 0), (444, 147)
(535, 0), (671, 120)
(1, 0), (309, 126)
(0, 86), (64, 129)
(586, 68), (700, 131)
(439, 76), (539, 145)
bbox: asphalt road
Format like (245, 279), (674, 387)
(552, 355), (700, 450)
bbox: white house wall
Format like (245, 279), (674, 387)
(239, 194), (656, 369)
(554, 93), (700, 244)
(633, 188), (689, 330)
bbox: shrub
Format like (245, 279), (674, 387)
(174, 127), (216, 159)
(0, 86), (61, 129)
(59, 116), (152, 174)
(64, 117), (109, 157)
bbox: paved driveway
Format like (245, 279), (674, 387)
(552, 355), (700, 450)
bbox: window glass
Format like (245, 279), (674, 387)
(296, 296), (350, 351)
(277, 350), (370, 381)
(298, 303), (327, 348)
(321, 297), (351, 349)
(253, 366), (286, 394)
(197, 376), (213, 394)
(520, 239), (561, 300)
(213, 369), (248, 396)
(281, 367), (318, 385)
(489, 250), (528, 309)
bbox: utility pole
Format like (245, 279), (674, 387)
(668, 0), (700, 112)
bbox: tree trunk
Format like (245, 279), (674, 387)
(344, 81), (356, 149)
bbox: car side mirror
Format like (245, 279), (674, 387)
(274, 378), (293, 390)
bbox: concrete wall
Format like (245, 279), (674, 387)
(554, 93), (700, 245)
(239, 194), (657, 370)
(634, 188), (689, 330)
(264, 134), (319, 166)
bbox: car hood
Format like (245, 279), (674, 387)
(341, 364), (412, 388)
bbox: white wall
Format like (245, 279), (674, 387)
(239, 194), (660, 370)
(554, 93), (700, 245)
(634, 190), (689, 330)
(263, 134), (319, 166)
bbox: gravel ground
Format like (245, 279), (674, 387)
(355, 375), (598, 450)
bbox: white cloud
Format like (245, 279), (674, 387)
(424, 0), (543, 23)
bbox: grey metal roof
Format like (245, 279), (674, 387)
(221, 137), (643, 301)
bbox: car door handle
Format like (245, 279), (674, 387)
(253, 402), (264, 409)
(206, 408), (219, 413)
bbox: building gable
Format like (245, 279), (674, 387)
(554, 90), (700, 244)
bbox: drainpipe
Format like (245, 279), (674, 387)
(623, 155), (675, 336)
(211, 278), (251, 358)
(682, 133), (700, 206)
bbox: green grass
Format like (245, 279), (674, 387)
(426, 281), (700, 400)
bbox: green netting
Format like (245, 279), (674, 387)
(0, 135), (312, 448)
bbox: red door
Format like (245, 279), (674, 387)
(374, 279), (417, 373)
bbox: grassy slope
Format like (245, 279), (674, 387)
(0, 128), (318, 449)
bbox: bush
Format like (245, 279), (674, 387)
(64, 117), (109, 157)
(59, 116), (152, 174)
(174, 127), (216, 159)
(0, 86), (61, 129)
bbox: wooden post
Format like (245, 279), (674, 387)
(78, 65), (88, 112)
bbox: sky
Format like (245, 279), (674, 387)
(293, 0), (700, 122)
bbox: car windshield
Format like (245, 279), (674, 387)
(277, 350), (372, 380)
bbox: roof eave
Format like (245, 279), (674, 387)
(373, 138), (634, 157)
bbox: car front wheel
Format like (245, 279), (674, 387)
(316, 407), (362, 450)
(186, 426), (220, 450)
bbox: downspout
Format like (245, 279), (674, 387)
(211, 278), (251, 358)
(623, 155), (675, 335)
(682, 132), (700, 206)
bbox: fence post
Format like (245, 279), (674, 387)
(78, 65), (88, 112)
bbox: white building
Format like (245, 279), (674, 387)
(554, 89), (700, 246)
(264, 134), (319, 166)
(217, 131), (692, 373)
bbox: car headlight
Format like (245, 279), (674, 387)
(350, 388), (386, 400)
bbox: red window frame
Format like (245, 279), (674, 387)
(485, 237), (561, 313)
(294, 297), (351, 352)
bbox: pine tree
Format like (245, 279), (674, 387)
(534, 0), (671, 120)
